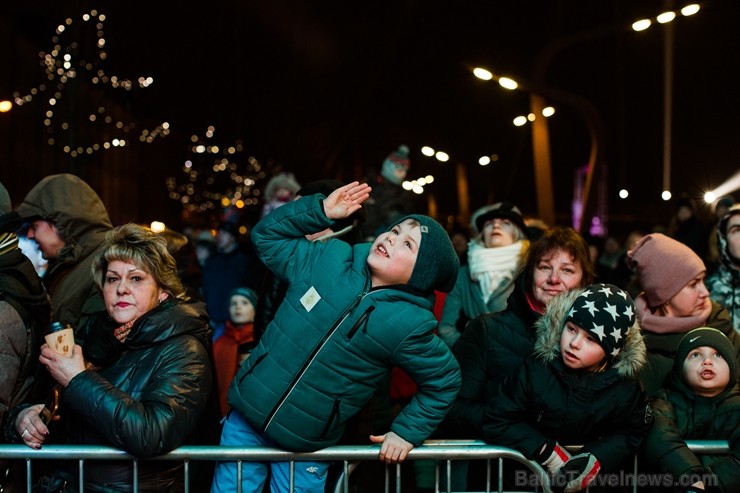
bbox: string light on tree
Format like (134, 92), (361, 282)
(165, 126), (273, 215)
(9, 10), (169, 157)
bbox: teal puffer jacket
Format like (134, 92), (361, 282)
(229, 194), (461, 452)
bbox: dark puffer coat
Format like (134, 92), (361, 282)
(47, 299), (213, 492)
(442, 273), (540, 438)
(484, 288), (651, 473)
(228, 194), (460, 452)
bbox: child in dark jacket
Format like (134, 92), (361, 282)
(484, 283), (650, 492)
(211, 181), (461, 493)
(642, 327), (739, 493)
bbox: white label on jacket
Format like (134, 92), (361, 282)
(300, 286), (321, 312)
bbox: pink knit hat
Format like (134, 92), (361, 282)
(627, 233), (706, 308)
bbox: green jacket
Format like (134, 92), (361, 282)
(228, 194), (461, 452)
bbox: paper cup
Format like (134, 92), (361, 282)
(45, 322), (75, 357)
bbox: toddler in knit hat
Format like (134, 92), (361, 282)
(642, 327), (740, 492)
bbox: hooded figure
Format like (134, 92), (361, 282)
(16, 173), (112, 330)
(707, 204), (740, 333)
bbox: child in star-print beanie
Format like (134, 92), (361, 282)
(565, 283), (637, 360)
(485, 283), (649, 493)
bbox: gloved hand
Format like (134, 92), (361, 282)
(538, 441), (572, 475)
(558, 453), (601, 492)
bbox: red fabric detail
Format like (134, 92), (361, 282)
(213, 321), (254, 416)
(433, 290), (447, 322)
(390, 366), (417, 402)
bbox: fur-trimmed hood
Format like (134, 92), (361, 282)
(533, 287), (647, 379)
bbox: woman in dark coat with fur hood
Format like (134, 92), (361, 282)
(484, 284), (651, 492)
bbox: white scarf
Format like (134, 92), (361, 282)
(468, 239), (526, 303)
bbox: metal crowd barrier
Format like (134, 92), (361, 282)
(0, 440), (728, 493)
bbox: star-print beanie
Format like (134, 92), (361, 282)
(566, 283), (636, 359)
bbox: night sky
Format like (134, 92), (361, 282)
(1, 1), (738, 237)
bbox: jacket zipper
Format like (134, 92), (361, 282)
(262, 292), (367, 432)
(347, 306), (375, 339)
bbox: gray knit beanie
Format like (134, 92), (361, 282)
(395, 214), (459, 293)
(627, 233), (705, 308)
(0, 181), (10, 215)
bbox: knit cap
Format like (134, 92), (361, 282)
(396, 214), (459, 293)
(229, 287), (258, 309)
(470, 201), (529, 238)
(566, 283), (636, 359)
(627, 233), (705, 308)
(0, 181), (10, 215)
(380, 145), (411, 185)
(674, 327), (736, 384)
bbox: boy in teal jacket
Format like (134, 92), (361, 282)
(211, 182), (461, 493)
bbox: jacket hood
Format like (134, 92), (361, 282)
(17, 174), (113, 246)
(717, 206), (740, 272)
(533, 288), (647, 379)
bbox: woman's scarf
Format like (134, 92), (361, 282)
(468, 239), (526, 303)
(635, 293), (712, 334)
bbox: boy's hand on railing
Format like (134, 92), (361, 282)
(370, 431), (413, 464)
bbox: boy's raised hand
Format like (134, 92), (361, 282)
(323, 181), (371, 220)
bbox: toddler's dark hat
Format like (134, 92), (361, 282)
(566, 283), (636, 359)
(228, 287), (259, 310)
(674, 327), (736, 384)
(394, 214), (459, 293)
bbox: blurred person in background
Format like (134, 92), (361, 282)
(707, 204), (740, 334)
(16, 174), (112, 331)
(437, 202), (530, 348)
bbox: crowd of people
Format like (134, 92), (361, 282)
(0, 152), (739, 493)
